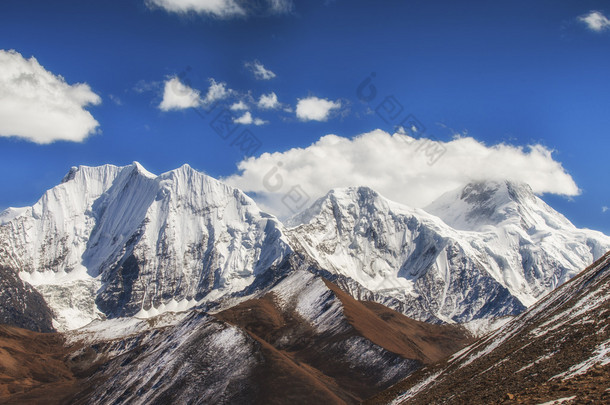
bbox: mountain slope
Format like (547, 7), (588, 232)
(0, 325), (79, 404)
(370, 250), (610, 404)
(28, 273), (469, 405)
(215, 271), (472, 402)
(286, 185), (610, 323)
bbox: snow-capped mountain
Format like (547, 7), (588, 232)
(426, 181), (609, 297)
(0, 163), (291, 330)
(0, 163), (608, 331)
(1, 162), (609, 404)
(286, 183), (610, 323)
(375, 250), (610, 404)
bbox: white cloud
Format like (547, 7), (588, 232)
(158, 77), (201, 111)
(202, 78), (233, 105)
(0, 49), (101, 144)
(578, 11), (610, 32)
(146, 0), (245, 18)
(233, 111), (267, 125)
(230, 100), (249, 111)
(296, 96), (341, 121)
(223, 129), (580, 218)
(245, 60), (276, 80)
(147, 0), (293, 17)
(603, 206), (608, 213)
(159, 76), (233, 111)
(258, 92), (280, 109)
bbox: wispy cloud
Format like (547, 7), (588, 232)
(578, 11), (610, 32)
(295, 96), (341, 121)
(109, 94), (123, 106)
(603, 206), (608, 213)
(147, 0), (293, 18)
(133, 79), (160, 94)
(245, 60), (276, 80)
(146, 0), (245, 18)
(267, 0), (293, 14)
(224, 130), (580, 218)
(0, 49), (101, 144)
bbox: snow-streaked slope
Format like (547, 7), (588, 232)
(0, 163), (291, 330)
(286, 185), (610, 323)
(378, 251), (610, 405)
(70, 312), (262, 405)
(68, 271), (469, 405)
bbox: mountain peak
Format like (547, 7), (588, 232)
(459, 180), (534, 205)
(130, 161), (156, 178)
(327, 186), (381, 204)
(425, 179), (572, 232)
(61, 166), (80, 183)
(60, 162), (156, 185)
(286, 186), (386, 228)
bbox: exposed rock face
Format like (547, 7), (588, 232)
(0, 266), (54, 333)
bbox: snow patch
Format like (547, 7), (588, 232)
(537, 397), (576, 405)
(390, 371), (442, 404)
(552, 338), (610, 380)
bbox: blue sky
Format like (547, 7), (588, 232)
(1, 0), (609, 232)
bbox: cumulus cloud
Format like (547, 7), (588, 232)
(296, 96), (341, 121)
(578, 11), (610, 32)
(603, 206), (609, 213)
(230, 100), (249, 111)
(257, 92), (280, 109)
(245, 60), (276, 80)
(146, 0), (245, 18)
(202, 78), (233, 105)
(223, 130), (580, 218)
(0, 49), (101, 144)
(159, 77), (202, 111)
(159, 76), (233, 111)
(233, 111), (267, 125)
